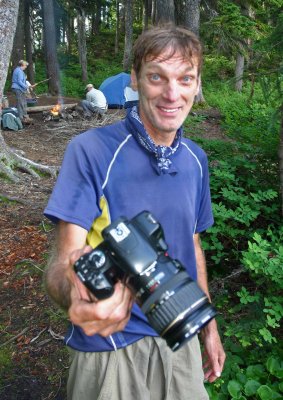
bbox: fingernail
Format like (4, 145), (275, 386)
(216, 372), (221, 377)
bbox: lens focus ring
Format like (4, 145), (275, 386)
(146, 280), (207, 335)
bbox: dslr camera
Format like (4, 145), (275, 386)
(74, 210), (216, 351)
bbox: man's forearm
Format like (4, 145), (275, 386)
(44, 252), (72, 311)
(194, 234), (211, 300)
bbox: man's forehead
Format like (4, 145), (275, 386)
(143, 52), (198, 70)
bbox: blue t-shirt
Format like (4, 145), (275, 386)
(44, 115), (214, 352)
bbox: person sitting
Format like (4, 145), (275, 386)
(80, 83), (108, 118)
(11, 60), (34, 124)
(124, 83), (139, 109)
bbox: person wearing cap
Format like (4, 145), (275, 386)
(11, 60), (34, 124)
(80, 83), (108, 118)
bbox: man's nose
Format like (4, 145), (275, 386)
(163, 81), (180, 102)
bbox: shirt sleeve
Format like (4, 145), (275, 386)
(195, 153), (214, 233)
(44, 137), (102, 230)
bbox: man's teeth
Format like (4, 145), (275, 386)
(160, 107), (179, 113)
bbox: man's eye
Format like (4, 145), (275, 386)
(183, 76), (191, 83)
(151, 73), (160, 81)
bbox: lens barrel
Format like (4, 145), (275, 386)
(141, 271), (217, 351)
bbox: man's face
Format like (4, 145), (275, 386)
(131, 50), (200, 146)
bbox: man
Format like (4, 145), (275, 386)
(44, 25), (225, 400)
(124, 81), (139, 109)
(11, 60), (33, 124)
(80, 83), (108, 118)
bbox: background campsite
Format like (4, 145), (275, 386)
(0, 1), (282, 399)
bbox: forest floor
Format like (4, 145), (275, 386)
(0, 94), (226, 399)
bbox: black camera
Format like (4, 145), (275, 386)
(74, 210), (216, 351)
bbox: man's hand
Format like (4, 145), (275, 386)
(68, 246), (134, 337)
(201, 320), (226, 383)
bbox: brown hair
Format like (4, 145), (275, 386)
(132, 25), (203, 78)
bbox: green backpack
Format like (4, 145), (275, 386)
(1, 109), (23, 131)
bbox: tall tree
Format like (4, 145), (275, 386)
(143, 0), (151, 30)
(77, 6), (88, 82)
(123, 0), (133, 71)
(183, 0), (200, 36)
(11, 0), (24, 70)
(181, 0), (204, 103)
(41, 0), (61, 95)
(92, 0), (102, 34)
(0, 0), (19, 113)
(115, 0), (120, 54)
(154, 0), (175, 24)
(24, 0), (35, 84)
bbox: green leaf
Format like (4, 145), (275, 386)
(244, 380), (261, 396)
(246, 365), (266, 379)
(266, 357), (283, 379)
(257, 385), (282, 400)
(228, 380), (242, 398)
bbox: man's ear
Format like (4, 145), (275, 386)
(130, 70), (138, 91)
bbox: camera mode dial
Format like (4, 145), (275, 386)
(89, 250), (106, 269)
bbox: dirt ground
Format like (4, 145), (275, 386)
(0, 95), (224, 399)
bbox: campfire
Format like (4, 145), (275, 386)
(50, 104), (62, 121)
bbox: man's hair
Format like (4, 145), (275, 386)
(85, 83), (94, 90)
(18, 60), (28, 67)
(132, 25), (203, 77)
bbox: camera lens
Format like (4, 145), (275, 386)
(139, 268), (217, 351)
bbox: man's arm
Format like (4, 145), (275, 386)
(193, 233), (226, 383)
(44, 220), (134, 337)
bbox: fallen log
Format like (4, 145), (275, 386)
(27, 103), (78, 113)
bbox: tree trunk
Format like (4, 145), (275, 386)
(66, 12), (74, 54)
(123, 0), (133, 72)
(151, 0), (157, 25)
(235, 52), (245, 92)
(154, 0), (175, 24)
(93, 0), (102, 35)
(184, 0), (200, 36)
(181, 0), (204, 104)
(280, 108), (283, 216)
(0, 0), (19, 108)
(24, 0), (35, 84)
(115, 0), (120, 55)
(174, 0), (184, 25)
(11, 0), (24, 71)
(234, 4), (252, 92)
(77, 7), (88, 82)
(143, 0), (151, 30)
(42, 0), (61, 96)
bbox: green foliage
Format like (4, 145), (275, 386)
(188, 76), (282, 399)
(203, 55), (235, 81)
(202, 0), (260, 56)
(0, 348), (13, 383)
(204, 82), (280, 157)
(206, 343), (283, 400)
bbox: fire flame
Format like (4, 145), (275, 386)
(50, 104), (61, 116)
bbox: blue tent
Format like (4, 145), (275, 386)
(99, 72), (131, 108)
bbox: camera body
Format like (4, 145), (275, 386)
(74, 210), (216, 351)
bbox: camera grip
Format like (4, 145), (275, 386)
(74, 253), (114, 300)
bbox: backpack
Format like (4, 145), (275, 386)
(1, 112), (23, 131)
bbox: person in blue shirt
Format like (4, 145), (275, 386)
(44, 25), (225, 400)
(11, 60), (34, 123)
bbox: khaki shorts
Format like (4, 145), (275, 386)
(67, 336), (209, 400)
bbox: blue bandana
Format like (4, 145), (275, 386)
(125, 106), (182, 175)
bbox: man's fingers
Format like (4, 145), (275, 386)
(69, 245), (93, 266)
